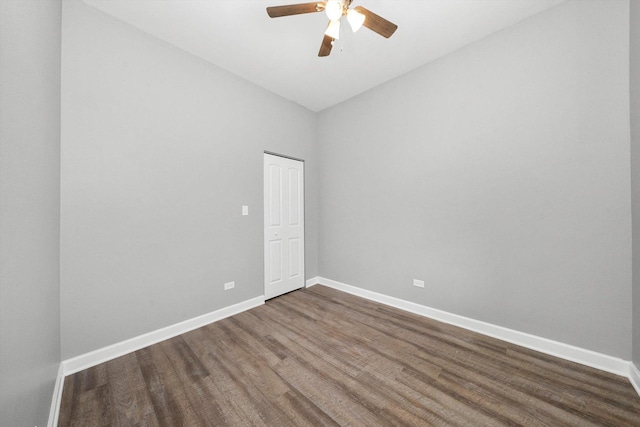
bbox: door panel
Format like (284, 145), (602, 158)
(268, 240), (282, 283)
(288, 237), (301, 278)
(268, 165), (282, 227)
(264, 153), (305, 299)
(288, 168), (300, 226)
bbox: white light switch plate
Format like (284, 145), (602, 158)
(242, 205), (248, 216)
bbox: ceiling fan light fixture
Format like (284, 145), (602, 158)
(266, 1), (398, 57)
(346, 8), (365, 32)
(324, 0), (343, 21)
(324, 19), (341, 40)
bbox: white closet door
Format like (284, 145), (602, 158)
(264, 153), (304, 299)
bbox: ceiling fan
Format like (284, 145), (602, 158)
(266, 0), (398, 57)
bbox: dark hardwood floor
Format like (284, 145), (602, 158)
(58, 285), (640, 426)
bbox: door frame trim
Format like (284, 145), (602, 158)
(263, 150), (305, 163)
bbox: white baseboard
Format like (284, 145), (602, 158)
(47, 362), (65, 427)
(61, 295), (264, 376)
(315, 277), (631, 378)
(630, 363), (640, 397)
(306, 276), (320, 288)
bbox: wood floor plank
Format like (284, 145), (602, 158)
(58, 285), (640, 426)
(135, 346), (202, 426)
(274, 355), (386, 426)
(275, 389), (342, 427)
(57, 375), (76, 427)
(104, 353), (159, 426)
(167, 328), (248, 425)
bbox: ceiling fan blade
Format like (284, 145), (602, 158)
(267, 2), (322, 18)
(318, 34), (333, 57)
(353, 6), (397, 38)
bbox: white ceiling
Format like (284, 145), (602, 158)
(83, 0), (567, 112)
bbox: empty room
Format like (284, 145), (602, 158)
(2, 0), (640, 425)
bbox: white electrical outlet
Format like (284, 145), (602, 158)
(224, 281), (235, 290)
(413, 279), (425, 288)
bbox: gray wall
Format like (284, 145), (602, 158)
(0, 0), (62, 426)
(60, 0), (318, 359)
(318, 0), (632, 359)
(631, 0), (640, 365)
